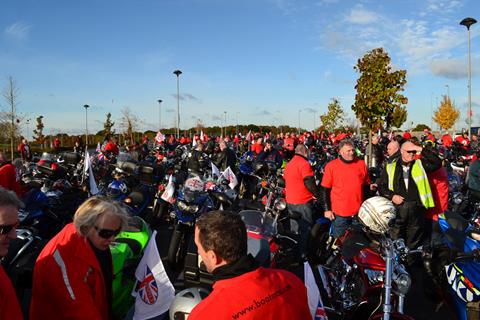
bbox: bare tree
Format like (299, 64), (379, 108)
(2, 76), (21, 158)
(120, 107), (141, 144)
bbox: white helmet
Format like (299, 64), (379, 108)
(169, 287), (210, 320)
(358, 196), (396, 234)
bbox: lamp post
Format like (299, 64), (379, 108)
(173, 69), (182, 139)
(223, 111), (227, 138)
(26, 118), (31, 140)
(460, 17), (477, 138)
(83, 104), (90, 147)
(236, 112), (239, 136)
(157, 99), (162, 130)
(298, 110), (301, 134)
(313, 111), (317, 131)
(445, 84), (450, 97)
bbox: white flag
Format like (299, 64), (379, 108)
(155, 131), (165, 144)
(83, 151), (99, 195)
(160, 175), (175, 203)
(200, 130), (204, 142)
(132, 230), (175, 320)
(211, 162), (221, 179)
(304, 262), (328, 320)
(192, 137), (197, 148)
(221, 166), (238, 189)
(245, 130), (252, 142)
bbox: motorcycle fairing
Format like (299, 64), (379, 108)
(445, 262), (480, 302)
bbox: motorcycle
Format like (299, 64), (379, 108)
(167, 175), (215, 269)
(111, 216), (150, 319)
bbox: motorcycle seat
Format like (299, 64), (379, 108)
(115, 238), (142, 256)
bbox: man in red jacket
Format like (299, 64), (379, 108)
(0, 188), (24, 320)
(189, 211), (311, 320)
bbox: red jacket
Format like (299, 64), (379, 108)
(441, 134), (453, 148)
(0, 265), (23, 320)
(104, 141), (119, 155)
(30, 223), (111, 320)
(0, 162), (22, 196)
(426, 167), (449, 221)
(189, 267), (311, 320)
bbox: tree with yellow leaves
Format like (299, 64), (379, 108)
(433, 95), (460, 130)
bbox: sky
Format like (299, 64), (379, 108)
(0, 0), (480, 136)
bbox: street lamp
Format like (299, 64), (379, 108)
(313, 111), (317, 131)
(157, 99), (162, 130)
(460, 17), (477, 138)
(26, 118), (31, 140)
(83, 104), (90, 147)
(173, 70), (182, 139)
(445, 84), (450, 97)
(298, 109), (302, 134)
(236, 112), (239, 136)
(223, 111), (227, 137)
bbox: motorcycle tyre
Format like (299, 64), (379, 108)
(167, 224), (188, 270)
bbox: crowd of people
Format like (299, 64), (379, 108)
(1, 126), (479, 319)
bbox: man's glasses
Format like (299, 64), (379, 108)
(406, 150), (417, 155)
(0, 221), (19, 235)
(94, 226), (121, 239)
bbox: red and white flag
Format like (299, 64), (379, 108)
(155, 131), (165, 144)
(132, 230), (175, 320)
(304, 262), (328, 320)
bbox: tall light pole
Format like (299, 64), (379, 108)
(173, 69), (182, 139)
(236, 112), (239, 136)
(26, 118), (31, 140)
(313, 111), (317, 131)
(83, 104), (90, 147)
(223, 111), (227, 138)
(460, 17), (477, 138)
(298, 109), (302, 134)
(445, 84), (450, 97)
(157, 99), (162, 130)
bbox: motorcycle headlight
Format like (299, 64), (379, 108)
(364, 269), (384, 285)
(177, 201), (188, 211)
(274, 198), (287, 211)
(188, 205), (199, 213)
(393, 270), (411, 295)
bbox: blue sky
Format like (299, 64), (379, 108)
(1, 0), (479, 136)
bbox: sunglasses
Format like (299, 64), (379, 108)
(405, 150), (417, 155)
(94, 226), (121, 239)
(0, 221), (19, 235)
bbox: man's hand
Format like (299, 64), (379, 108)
(370, 183), (378, 191)
(392, 195), (404, 205)
(324, 210), (335, 221)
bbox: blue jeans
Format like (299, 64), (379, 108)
(287, 202), (315, 258)
(331, 215), (359, 238)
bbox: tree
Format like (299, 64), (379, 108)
(33, 116), (46, 148)
(103, 112), (115, 137)
(2, 76), (20, 157)
(412, 124), (431, 132)
(352, 47), (407, 165)
(390, 106), (408, 129)
(120, 107), (141, 143)
(433, 95), (460, 131)
(320, 98), (345, 132)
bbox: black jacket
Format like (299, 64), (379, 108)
(378, 148), (441, 203)
(258, 148), (283, 169)
(187, 149), (205, 174)
(215, 147), (237, 172)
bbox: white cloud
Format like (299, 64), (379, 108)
(426, 0), (462, 14)
(429, 56), (480, 79)
(4, 21), (31, 40)
(344, 5), (379, 25)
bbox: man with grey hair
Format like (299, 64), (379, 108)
(321, 139), (375, 238)
(0, 188), (24, 319)
(378, 140), (442, 250)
